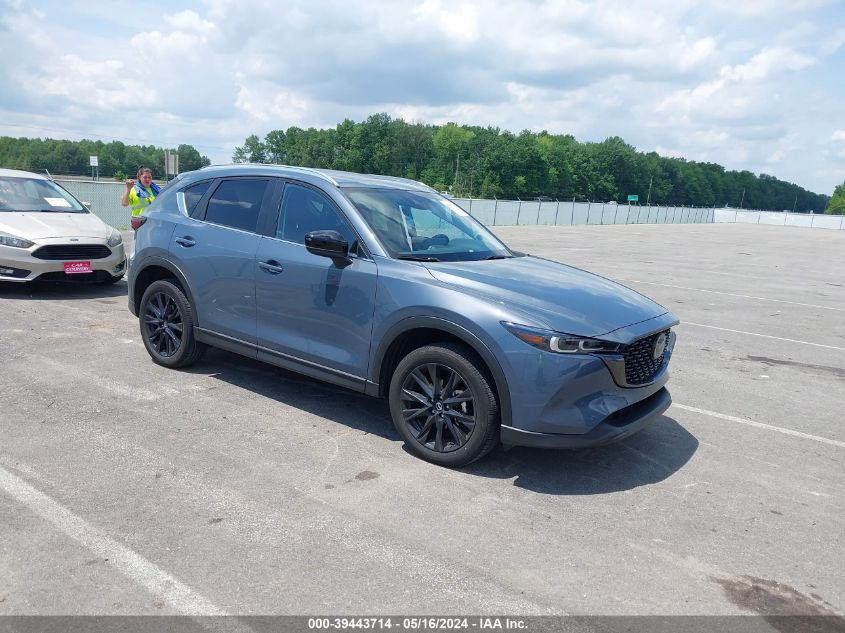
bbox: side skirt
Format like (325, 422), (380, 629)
(195, 328), (377, 396)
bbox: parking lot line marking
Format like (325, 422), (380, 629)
(672, 403), (845, 448)
(0, 464), (230, 617)
(681, 322), (845, 352)
(615, 279), (845, 313)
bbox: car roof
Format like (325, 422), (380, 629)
(0, 168), (48, 180)
(180, 164), (437, 193)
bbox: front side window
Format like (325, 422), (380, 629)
(0, 176), (85, 213)
(344, 188), (511, 262)
(204, 179), (268, 232)
(277, 183), (356, 247)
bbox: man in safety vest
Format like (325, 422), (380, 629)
(120, 166), (161, 217)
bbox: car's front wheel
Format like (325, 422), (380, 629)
(139, 279), (206, 368)
(389, 342), (499, 467)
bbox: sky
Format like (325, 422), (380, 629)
(1, 0), (844, 194)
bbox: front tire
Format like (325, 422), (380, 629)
(139, 279), (206, 368)
(389, 342), (499, 467)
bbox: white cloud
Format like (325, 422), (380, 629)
(822, 28), (845, 54)
(234, 79), (310, 123)
(165, 9), (215, 33)
(414, 0), (480, 42)
(832, 130), (845, 141)
(706, 0), (834, 16)
(35, 55), (147, 110)
(721, 47), (816, 81)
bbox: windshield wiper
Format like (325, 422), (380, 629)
(484, 254), (513, 260)
(397, 254), (441, 262)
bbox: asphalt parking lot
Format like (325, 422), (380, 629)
(0, 223), (843, 618)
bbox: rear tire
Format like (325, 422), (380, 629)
(139, 279), (206, 368)
(389, 342), (499, 467)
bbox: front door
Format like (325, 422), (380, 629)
(255, 182), (378, 381)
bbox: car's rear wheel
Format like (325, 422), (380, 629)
(139, 279), (206, 368)
(388, 342), (499, 467)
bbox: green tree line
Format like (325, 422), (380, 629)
(825, 182), (845, 215)
(233, 113), (830, 212)
(0, 137), (210, 180)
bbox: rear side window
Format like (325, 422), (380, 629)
(204, 179), (269, 233)
(184, 181), (211, 218)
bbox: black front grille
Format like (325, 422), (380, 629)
(32, 245), (112, 260)
(36, 270), (113, 283)
(623, 330), (670, 385)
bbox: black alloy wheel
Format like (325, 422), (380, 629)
(389, 342), (500, 467)
(144, 291), (184, 358)
(138, 279), (206, 368)
(400, 363), (476, 453)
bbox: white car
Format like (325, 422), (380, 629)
(0, 168), (126, 284)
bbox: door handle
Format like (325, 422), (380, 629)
(175, 237), (196, 247)
(258, 260), (285, 274)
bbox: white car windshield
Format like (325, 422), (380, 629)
(0, 176), (86, 213)
(345, 188), (513, 262)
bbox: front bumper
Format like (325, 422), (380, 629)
(501, 387), (671, 448)
(0, 239), (126, 283)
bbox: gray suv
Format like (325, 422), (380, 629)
(128, 165), (677, 466)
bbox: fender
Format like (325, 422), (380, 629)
(129, 255), (198, 324)
(370, 316), (513, 428)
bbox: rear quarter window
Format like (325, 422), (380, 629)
(183, 180), (212, 218)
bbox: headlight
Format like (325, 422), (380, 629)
(502, 322), (623, 354)
(107, 229), (123, 248)
(0, 232), (34, 249)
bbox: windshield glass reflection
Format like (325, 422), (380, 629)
(344, 188), (512, 262)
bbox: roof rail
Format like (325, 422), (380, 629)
(203, 163), (340, 187)
(292, 166), (339, 187)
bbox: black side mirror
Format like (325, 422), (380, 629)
(305, 230), (349, 260)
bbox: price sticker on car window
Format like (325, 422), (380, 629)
(44, 197), (71, 208)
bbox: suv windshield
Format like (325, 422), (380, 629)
(345, 188), (512, 262)
(0, 176), (86, 213)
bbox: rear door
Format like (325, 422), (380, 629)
(168, 177), (273, 344)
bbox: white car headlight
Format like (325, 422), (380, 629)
(107, 229), (123, 248)
(0, 231), (34, 249)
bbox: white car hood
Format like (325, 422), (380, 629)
(0, 212), (111, 240)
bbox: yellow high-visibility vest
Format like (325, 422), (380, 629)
(129, 185), (156, 216)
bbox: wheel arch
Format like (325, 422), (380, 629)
(131, 258), (197, 323)
(371, 317), (512, 428)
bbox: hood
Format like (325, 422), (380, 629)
(425, 256), (668, 338)
(0, 212), (111, 240)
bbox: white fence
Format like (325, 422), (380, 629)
(714, 208), (845, 230)
(57, 179), (130, 229)
(452, 198), (715, 226)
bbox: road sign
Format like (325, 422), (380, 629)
(165, 150), (179, 175)
(627, 194), (638, 202)
(89, 156), (98, 167)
